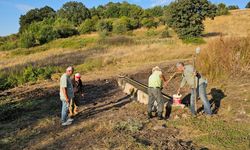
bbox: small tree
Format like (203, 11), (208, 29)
(165, 0), (216, 39)
(246, 2), (250, 8)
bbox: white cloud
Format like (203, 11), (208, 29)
(151, 0), (174, 7)
(15, 4), (35, 13)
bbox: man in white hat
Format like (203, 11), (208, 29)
(147, 66), (167, 120)
(60, 66), (74, 126)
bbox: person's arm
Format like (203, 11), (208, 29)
(62, 87), (70, 104)
(61, 75), (69, 103)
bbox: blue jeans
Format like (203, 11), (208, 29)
(61, 100), (69, 123)
(190, 83), (212, 115)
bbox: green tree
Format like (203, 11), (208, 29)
(216, 3), (229, 16)
(144, 6), (164, 18)
(227, 5), (239, 10)
(19, 6), (55, 32)
(57, 1), (91, 26)
(141, 18), (158, 29)
(104, 2), (121, 18)
(165, 0), (216, 39)
(246, 2), (250, 8)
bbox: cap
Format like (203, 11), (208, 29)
(152, 66), (161, 72)
(75, 73), (81, 78)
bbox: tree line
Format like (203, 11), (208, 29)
(0, 1), (247, 49)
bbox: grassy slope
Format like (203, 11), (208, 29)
(0, 10), (250, 149)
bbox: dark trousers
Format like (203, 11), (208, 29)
(148, 88), (163, 115)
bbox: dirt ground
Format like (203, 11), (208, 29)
(1, 63), (249, 150)
(0, 71), (205, 150)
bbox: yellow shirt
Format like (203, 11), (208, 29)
(148, 71), (162, 88)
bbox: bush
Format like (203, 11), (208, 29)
(141, 18), (158, 29)
(182, 37), (206, 44)
(0, 41), (18, 51)
(79, 19), (96, 34)
(19, 30), (36, 48)
(38, 25), (58, 44)
(145, 29), (159, 37)
(113, 17), (130, 34)
(97, 19), (113, 32)
(0, 66), (61, 91)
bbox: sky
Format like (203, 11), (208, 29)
(0, 0), (248, 36)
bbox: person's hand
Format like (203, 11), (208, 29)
(81, 93), (84, 97)
(65, 98), (70, 104)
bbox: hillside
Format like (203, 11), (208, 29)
(0, 10), (250, 150)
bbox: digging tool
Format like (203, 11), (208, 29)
(193, 47), (201, 114)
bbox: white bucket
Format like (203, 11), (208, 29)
(173, 94), (182, 104)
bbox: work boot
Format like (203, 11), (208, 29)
(147, 112), (153, 119)
(157, 113), (163, 120)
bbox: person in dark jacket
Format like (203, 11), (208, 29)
(69, 73), (84, 117)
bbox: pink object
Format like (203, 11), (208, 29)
(173, 94), (182, 105)
(75, 73), (81, 78)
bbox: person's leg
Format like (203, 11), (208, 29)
(147, 88), (155, 118)
(74, 96), (80, 114)
(199, 83), (212, 115)
(61, 100), (69, 123)
(69, 98), (74, 117)
(190, 89), (196, 115)
(155, 88), (163, 118)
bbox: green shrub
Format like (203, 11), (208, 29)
(113, 17), (130, 34)
(141, 18), (158, 29)
(182, 37), (206, 44)
(79, 19), (96, 34)
(145, 29), (159, 37)
(0, 66), (62, 91)
(0, 41), (18, 51)
(97, 19), (113, 32)
(19, 31), (36, 48)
